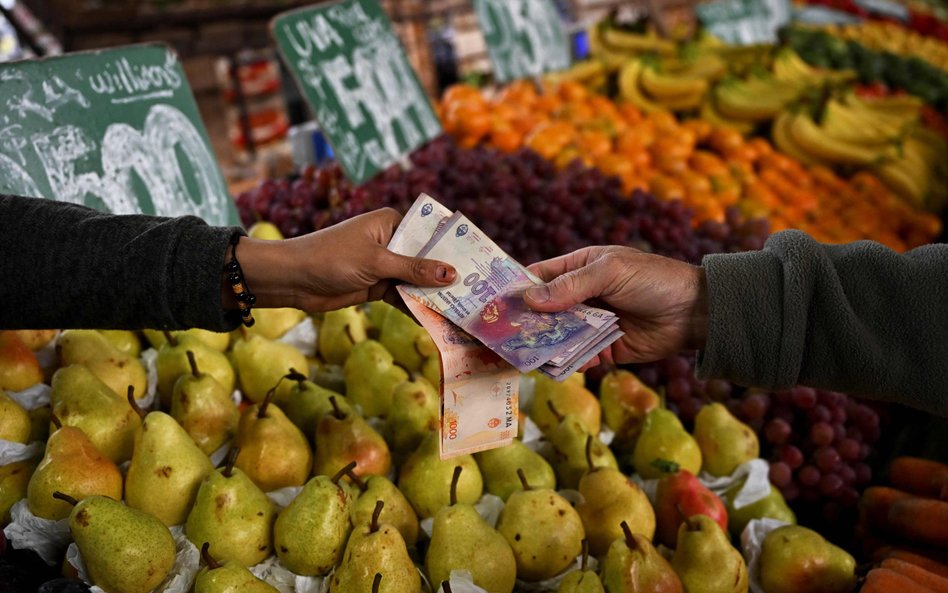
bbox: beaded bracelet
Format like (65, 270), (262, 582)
(225, 234), (256, 327)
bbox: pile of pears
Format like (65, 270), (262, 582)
(0, 293), (857, 593)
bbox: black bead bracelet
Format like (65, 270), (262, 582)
(225, 234), (256, 327)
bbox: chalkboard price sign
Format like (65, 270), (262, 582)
(0, 44), (238, 226)
(271, 0), (442, 185)
(473, 0), (571, 83)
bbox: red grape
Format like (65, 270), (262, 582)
(740, 393), (770, 421)
(809, 422), (834, 447)
(798, 465), (821, 487)
(769, 461), (792, 488)
(779, 445), (804, 469)
(791, 387), (818, 409)
(764, 418), (792, 445)
(814, 447), (842, 472)
(819, 473), (843, 497)
(837, 438), (861, 461)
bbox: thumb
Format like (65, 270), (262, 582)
(382, 252), (456, 287)
(524, 266), (603, 312)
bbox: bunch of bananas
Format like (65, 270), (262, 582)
(618, 55), (726, 113)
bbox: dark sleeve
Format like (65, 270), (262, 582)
(696, 229), (948, 417)
(0, 195), (245, 331)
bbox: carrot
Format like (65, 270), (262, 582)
(890, 457), (948, 499)
(859, 486), (916, 531)
(883, 549), (948, 580)
(862, 568), (936, 593)
(882, 558), (948, 593)
(887, 497), (948, 548)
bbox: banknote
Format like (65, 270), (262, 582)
(538, 328), (624, 379)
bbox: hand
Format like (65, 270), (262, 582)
(524, 246), (708, 368)
(234, 208), (457, 312)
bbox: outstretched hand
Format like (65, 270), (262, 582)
(524, 246), (708, 368)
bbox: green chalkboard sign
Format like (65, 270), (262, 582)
(472, 0), (571, 83)
(271, 0), (442, 185)
(696, 0), (791, 45)
(0, 44), (238, 226)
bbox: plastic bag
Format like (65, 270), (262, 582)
(520, 417), (544, 448)
(280, 317), (317, 358)
(267, 485), (303, 510)
(434, 570), (489, 593)
(2, 499), (71, 565)
(0, 439), (43, 465)
(740, 517), (792, 593)
(699, 459), (771, 509)
(138, 348), (160, 411)
(9, 382), (51, 410)
(251, 555), (310, 593)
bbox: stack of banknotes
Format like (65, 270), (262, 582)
(387, 194), (623, 458)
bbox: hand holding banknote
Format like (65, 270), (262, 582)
(524, 246), (709, 366)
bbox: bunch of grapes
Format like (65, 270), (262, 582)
(235, 136), (771, 266)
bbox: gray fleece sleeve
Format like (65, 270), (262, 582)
(0, 195), (245, 331)
(696, 229), (948, 417)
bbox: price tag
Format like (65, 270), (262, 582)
(271, 0), (442, 185)
(472, 0), (572, 84)
(0, 44), (238, 226)
(696, 0), (792, 45)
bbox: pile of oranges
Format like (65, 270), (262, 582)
(438, 81), (940, 251)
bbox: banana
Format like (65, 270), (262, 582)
(714, 81), (798, 122)
(601, 27), (676, 56)
(788, 111), (889, 167)
(618, 59), (666, 113)
(660, 90), (705, 112)
(700, 96), (754, 134)
(873, 158), (928, 207)
(772, 111), (823, 166)
(773, 49), (816, 83)
(670, 54), (727, 81)
(639, 64), (709, 100)
(841, 93), (920, 131)
(821, 100), (898, 146)
(546, 59), (606, 85)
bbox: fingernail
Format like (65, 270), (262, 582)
(437, 266), (455, 282)
(526, 285), (550, 303)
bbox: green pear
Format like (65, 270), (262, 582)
(724, 482), (796, 538)
(185, 449), (275, 567)
(0, 460), (37, 523)
(343, 339), (409, 418)
(385, 376), (439, 455)
(693, 403), (759, 477)
(170, 351), (239, 455)
(557, 542), (605, 593)
(601, 522), (683, 593)
(245, 307), (307, 340)
(0, 390), (31, 443)
(55, 492), (175, 593)
(318, 306), (367, 365)
(57, 330), (146, 400)
(475, 439), (555, 501)
(345, 467), (419, 547)
(633, 408), (702, 480)
(599, 369), (660, 452)
(0, 331), (43, 392)
(98, 330), (142, 357)
(28, 405), (51, 443)
(11, 329), (58, 351)
(496, 470), (585, 582)
(576, 437), (655, 557)
(365, 300), (396, 332)
(235, 390), (312, 492)
(758, 525), (856, 593)
(329, 500), (421, 593)
(156, 331), (235, 409)
(231, 332), (308, 404)
(531, 372), (600, 435)
(313, 396), (391, 480)
(125, 405), (214, 526)
(426, 466), (516, 593)
(670, 515), (748, 593)
(27, 425), (123, 520)
(143, 328), (230, 352)
(398, 433), (482, 519)
(50, 366), (141, 463)
(379, 307), (436, 372)
(546, 403), (617, 490)
(283, 371), (350, 441)
(247, 221), (284, 241)
(195, 543), (279, 593)
(274, 463), (354, 576)
(422, 354), (441, 389)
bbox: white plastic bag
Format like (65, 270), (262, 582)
(280, 317), (317, 358)
(700, 459), (771, 509)
(0, 439), (43, 465)
(434, 570), (489, 593)
(741, 517), (792, 593)
(138, 348), (160, 411)
(2, 499), (71, 565)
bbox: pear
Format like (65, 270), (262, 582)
(186, 448), (276, 567)
(329, 500), (421, 592)
(195, 542), (279, 593)
(385, 376), (439, 455)
(599, 369), (660, 451)
(28, 405), (52, 442)
(693, 403), (759, 477)
(530, 372), (600, 435)
(283, 371), (350, 441)
(11, 329), (58, 351)
(422, 354), (441, 389)
(601, 522), (683, 593)
(724, 482), (795, 538)
(318, 306), (367, 365)
(654, 463), (728, 548)
(314, 396), (390, 480)
(343, 339), (409, 418)
(557, 541), (605, 593)
(344, 465), (419, 547)
(247, 221), (284, 241)
(576, 437), (655, 557)
(27, 424), (123, 520)
(57, 330), (146, 400)
(235, 389), (312, 492)
(171, 351), (239, 455)
(311, 359), (347, 394)
(379, 307), (436, 372)
(231, 332), (308, 404)
(55, 492), (175, 593)
(758, 525), (856, 593)
(398, 433), (482, 519)
(98, 330), (142, 357)
(496, 470), (585, 581)
(670, 515), (748, 593)
(633, 408), (702, 480)
(244, 307), (307, 341)
(0, 460), (37, 523)
(143, 328), (230, 352)
(365, 300), (396, 331)
(125, 398), (214, 526)
(0, 390), (31, 443)
(547, 403), (617, 490)
(50, 366), (141, 463)
(274, 463), (354, 576)
(0, 331), (43, 391)
(156, 331), (235, 409)
(475, 439), (555, 501)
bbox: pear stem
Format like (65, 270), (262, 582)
(546, 399), (564, 423)
(449, 465), (462, 506)
(332, 461), (358, 485)
(580, 539), (589, 571)
(370, 500), (384, 533)
(344, 466), (367, 492)
(329, 395), (345, 420)
(584, 435), (596, 473)
(258, 388), (276, 419)
(621, 521), (637, 550)
(372, 573), (382, 593)
(163, 330), (177, 348)
(50, 414), (62, 430)
(517, 468), (531, 491)
(344, 324), (356, 345)
(286, 368), (307, 386)
(675, 503), (689, 522)
(127, 386), (145, 420)
(186, 350), (200, 378)
(52, 491), (78, 506)
(200, 542), (221, 570)
(441, 581), (453, 593)
(221, 447), (239, 478)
